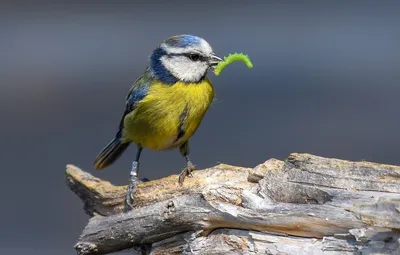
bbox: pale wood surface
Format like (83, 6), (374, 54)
(66, 153), (400, 255)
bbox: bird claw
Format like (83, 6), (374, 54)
(124, 177), (150, 211)
(124, 177), (139, 212)
(125, 197), (133, 211)
(178, 162), (196, 185)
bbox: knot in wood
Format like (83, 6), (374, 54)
(164, 200), (176, 219)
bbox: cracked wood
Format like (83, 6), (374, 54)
(66, 153), (400, 255)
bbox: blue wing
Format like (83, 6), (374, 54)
(117, 69), (152, 131)
(93, 70), (152, 169)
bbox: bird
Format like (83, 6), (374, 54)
(93, 34), (222, 210)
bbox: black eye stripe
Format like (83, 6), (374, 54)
(168, 53), (206, 61)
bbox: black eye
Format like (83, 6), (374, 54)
(188, 53), (200, 61)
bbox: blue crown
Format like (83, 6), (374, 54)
(164, 35), (202, 48)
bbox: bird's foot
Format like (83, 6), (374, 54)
(124, 175), (139, 212)
(178, 161), (195, 185)
(124, 176), (150, 212)
(125, 161), (150, 212)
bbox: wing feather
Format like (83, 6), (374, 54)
(118, 70), (152, 131)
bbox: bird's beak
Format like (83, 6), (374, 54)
(208, 53), (223, 67)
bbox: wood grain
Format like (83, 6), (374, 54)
(66, 153), (400, 255)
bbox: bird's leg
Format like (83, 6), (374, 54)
(125, 146), (143, 211)
(178, 141), (196, 185)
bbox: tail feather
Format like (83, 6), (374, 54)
(94, 132), (130, 170)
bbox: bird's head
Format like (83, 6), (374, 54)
(149, 34), (222, 84)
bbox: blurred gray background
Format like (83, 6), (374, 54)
(1, 1), (399, 254)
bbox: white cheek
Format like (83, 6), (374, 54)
(161, 56), (208, 83)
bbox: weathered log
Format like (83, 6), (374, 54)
(66, 153), (400, 255)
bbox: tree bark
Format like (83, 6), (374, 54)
(66, 153), (400, 255)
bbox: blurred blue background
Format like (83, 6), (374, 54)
(1, 1), (399, 254)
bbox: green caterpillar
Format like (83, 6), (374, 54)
(213, 53), (253, 76)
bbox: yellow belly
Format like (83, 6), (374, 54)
(122, 78), (215, 150)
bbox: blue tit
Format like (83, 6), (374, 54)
(93, 34), (222, 210)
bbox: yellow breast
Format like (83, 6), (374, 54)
(123, 78), (215, 150)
